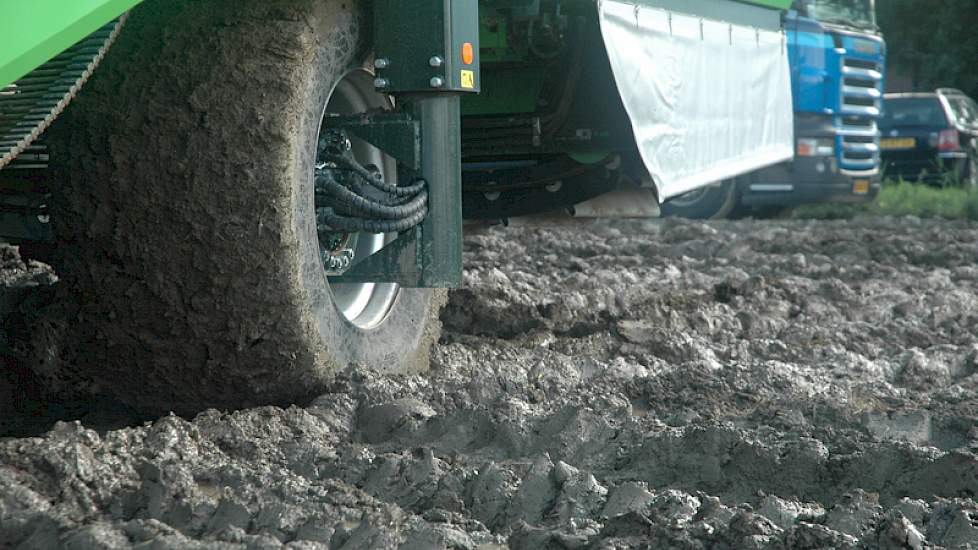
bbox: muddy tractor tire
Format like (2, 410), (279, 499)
(46, 0), (444, 414)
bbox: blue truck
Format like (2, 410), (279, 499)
(662, 0), (886, 219)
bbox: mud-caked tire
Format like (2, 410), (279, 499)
(46, 0), (444, 414)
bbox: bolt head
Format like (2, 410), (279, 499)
(430, 76), (445, 88)
(429, 56), (444, 68)
(373, 77), (390, 89)
(374, 58), (390, 69)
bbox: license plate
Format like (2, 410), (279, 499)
(853, 179), (871, 194)
(880, 137), (916, 150)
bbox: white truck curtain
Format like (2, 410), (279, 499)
(598, 0), (794, 200)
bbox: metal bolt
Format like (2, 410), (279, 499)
(429, 56), (444, 68)
(374, 58), (390, 69)
(430, 76), (445, 88)
(373, 77), (390, 89)
(322, 248), (355, 273)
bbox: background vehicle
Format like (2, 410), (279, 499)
(662, 0), (886, 219)
(880, 89), (978, 186)
(0, 0), (792, 412)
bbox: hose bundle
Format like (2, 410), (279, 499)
(315, 146), (428, 234)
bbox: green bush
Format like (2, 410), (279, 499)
(792, 181), (978, 221)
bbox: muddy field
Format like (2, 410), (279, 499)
(2, 216), (978, 549)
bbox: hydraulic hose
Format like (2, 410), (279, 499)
(315, 174), (428, 220)
(314, 145), (429, 233)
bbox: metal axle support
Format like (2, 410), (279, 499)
(416, 95), (464, 287)
(329, 1), (478, 288)
(323, 113), (421, 171)
(330, 96), (464, 287)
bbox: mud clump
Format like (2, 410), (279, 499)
(4, 217), (978, 548)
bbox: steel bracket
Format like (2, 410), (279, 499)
(331, 227), (421, 285)
(327, 113), (421, 171)
(372, 0), (480, 94)
(328, 96), (463, 288)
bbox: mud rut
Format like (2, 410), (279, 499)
(2, 216), (978, 549)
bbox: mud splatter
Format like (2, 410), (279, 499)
(3, 216), (978, 548)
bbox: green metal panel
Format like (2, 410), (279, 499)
(0, 0), (143, 89)
(374, 0), (481, 94)
(460, 68), (544, 116)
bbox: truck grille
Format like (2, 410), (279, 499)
(838, 52), (883, 174)
(837, 116), (878, 174)
(840, 58), (883, 117)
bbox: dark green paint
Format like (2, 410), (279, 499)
(460, 67), (545, 116)
(335, 96), (463, 287)
(373, 0), (481, 94)
(416, 95), (464, 286)
(330, 113), (422, 171)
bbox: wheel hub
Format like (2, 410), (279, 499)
(315, 70), (400, 330)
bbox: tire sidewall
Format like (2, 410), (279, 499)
(294, 5), (439, 374)
(660, 180), (738, 220)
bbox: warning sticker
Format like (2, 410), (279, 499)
(461, 70), (475, 89)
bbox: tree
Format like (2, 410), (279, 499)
(877, 0), (978, 97)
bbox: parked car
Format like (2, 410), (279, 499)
(880, 89), (978, 185)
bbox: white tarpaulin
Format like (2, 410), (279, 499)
(598, 0), (794, 200)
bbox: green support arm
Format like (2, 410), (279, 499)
(0, 0), (143, 89)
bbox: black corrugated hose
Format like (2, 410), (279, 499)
(315, 150), (428, 233)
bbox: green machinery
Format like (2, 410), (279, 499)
(0, 0), (792, 411)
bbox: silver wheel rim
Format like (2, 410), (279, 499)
(316, 70), (399, 330)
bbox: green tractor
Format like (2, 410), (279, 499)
(0, 0), (792, 413)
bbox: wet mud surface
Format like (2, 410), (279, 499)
(3, 216), (978, 548)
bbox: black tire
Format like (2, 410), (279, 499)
(659, 179), (739, 220)
(967, 152), (978, 189)
(46, 0), (444, 414)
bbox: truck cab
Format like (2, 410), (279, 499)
(740, 0), (886, 212)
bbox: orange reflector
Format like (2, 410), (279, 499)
(462, 42), (475, 65)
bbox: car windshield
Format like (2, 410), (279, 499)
(880, 98), (948, 129)
(794, 0), (876, 30)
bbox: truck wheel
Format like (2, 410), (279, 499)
(659, 179), (738, 220)
(46, 0), (444, 413)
